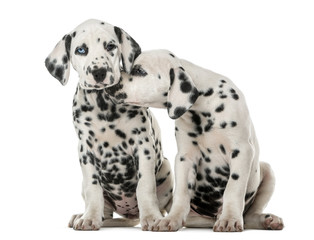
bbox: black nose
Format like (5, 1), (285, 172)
(92, 68), (107, 83)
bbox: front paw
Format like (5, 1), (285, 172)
(152, 215), (185, 232)
(141, 213), (163, 231)
(214, 215), (244, 232)
(68, 213), (102, 231)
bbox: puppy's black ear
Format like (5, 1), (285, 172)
(114, 26), (141, 73)
(167, 68), (199, 119)
(45, 34), (72, 85)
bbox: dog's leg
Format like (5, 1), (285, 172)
(213, 143), (254, 232)
(153, 152), (197, 231)
(136, 144), (164, 231)
(244, 162), (284, 230)
(70, 152), (104, 231)
(101, 204), (140, 227)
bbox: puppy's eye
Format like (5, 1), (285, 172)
(75, 45), (88, 56)
(131, 65), (147, 76)
(106, 43), (117, 51)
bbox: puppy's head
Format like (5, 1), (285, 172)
(45, 19), (141, 89)
(106, 50), (199, 119)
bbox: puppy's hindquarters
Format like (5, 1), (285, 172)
(244, 162), (284, 230)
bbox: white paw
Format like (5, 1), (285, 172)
(68, 213), (102, 231)
(263, 214), (284, 230)
(140, 213), (163, 231)
(214, 215), (243, 232)
(152, 215), (185, 232)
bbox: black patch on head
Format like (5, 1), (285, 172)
(189, 88), (199, 104)
(173, 107), (187, 119)
(72, 31), (76, 38)
(231, 149), (240, 158)
(180, 81), (192, 93)
(55, 66), (64, 82)
(169, 68), (175, 86)
(64, 35), (72, 58)
(231, 173), (239, 180)
(62, 55), (68, 64)
(215, 103), (225, 113)
(114, 26), (123, 43)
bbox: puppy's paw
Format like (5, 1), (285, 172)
(141, 213), (163, 231)
(152, 215), (185, 232)
(263, 214), (284, 230)
(214, 215), (243, 232)
(69, 213), (102, 230)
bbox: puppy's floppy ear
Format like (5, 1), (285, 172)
(45, 34), (72, 85)
(167, 67), (199, 119)
(114, 26), (141, 73)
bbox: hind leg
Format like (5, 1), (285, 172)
(244, 162), (284, 230)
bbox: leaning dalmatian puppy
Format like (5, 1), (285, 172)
(106, 50), (284, 232)
(45, 20), (173, 231)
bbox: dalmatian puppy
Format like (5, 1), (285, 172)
(45, 20), (173, 231)
(106, 50), (284, 232)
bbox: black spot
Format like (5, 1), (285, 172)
(64, 35), (72, 58)
(231, 173), (239, 180)
(231, 121), (237, 127)
(103, 142), (109, 148)
(144, 149), (150, 155)
(127, 110), (138, 119)
(178, 72), (188, 81)
(115, 129), (126, 139)
(173, 107), (187, 119)
(55, 66), (64, 82)
(88, 130), (95, 137)
(96, 92), (108, 111)
(204, 88), (214, 97)
(232, 94), (239, 100)
(220, 144), (226, 155)
(215, 104), (225, 113)
(62, 55), (68, 64)
(81, 105), (94, 112)
(169, 68), (175, 86)
(169, 53), (175, 58)
(180, 81), (192, 93)
(190, 110), (201, 125)
(204, 119), (214, 132)
(221, 80), (226, 83)
(72, 31), (76, 38)
(231, 149), (240, 158)
(188, 132), (197, 138)
(189, 88), (199, 104)
(114, 26), (123, 43)
(220, 122), (227, 128)
(180, 157), (185, 161)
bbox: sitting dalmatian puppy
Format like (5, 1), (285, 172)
(45, 20), (173, 231)
(106, 50), (284, 232)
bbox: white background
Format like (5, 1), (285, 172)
(1, 0), (313, 239)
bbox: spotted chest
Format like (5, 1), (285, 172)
(72, 85), (163, 218)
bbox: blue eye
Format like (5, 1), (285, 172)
(75, 45), (88, 56)
(78, 48), (85, 54)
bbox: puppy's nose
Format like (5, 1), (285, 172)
(92, 68), (107, 83)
